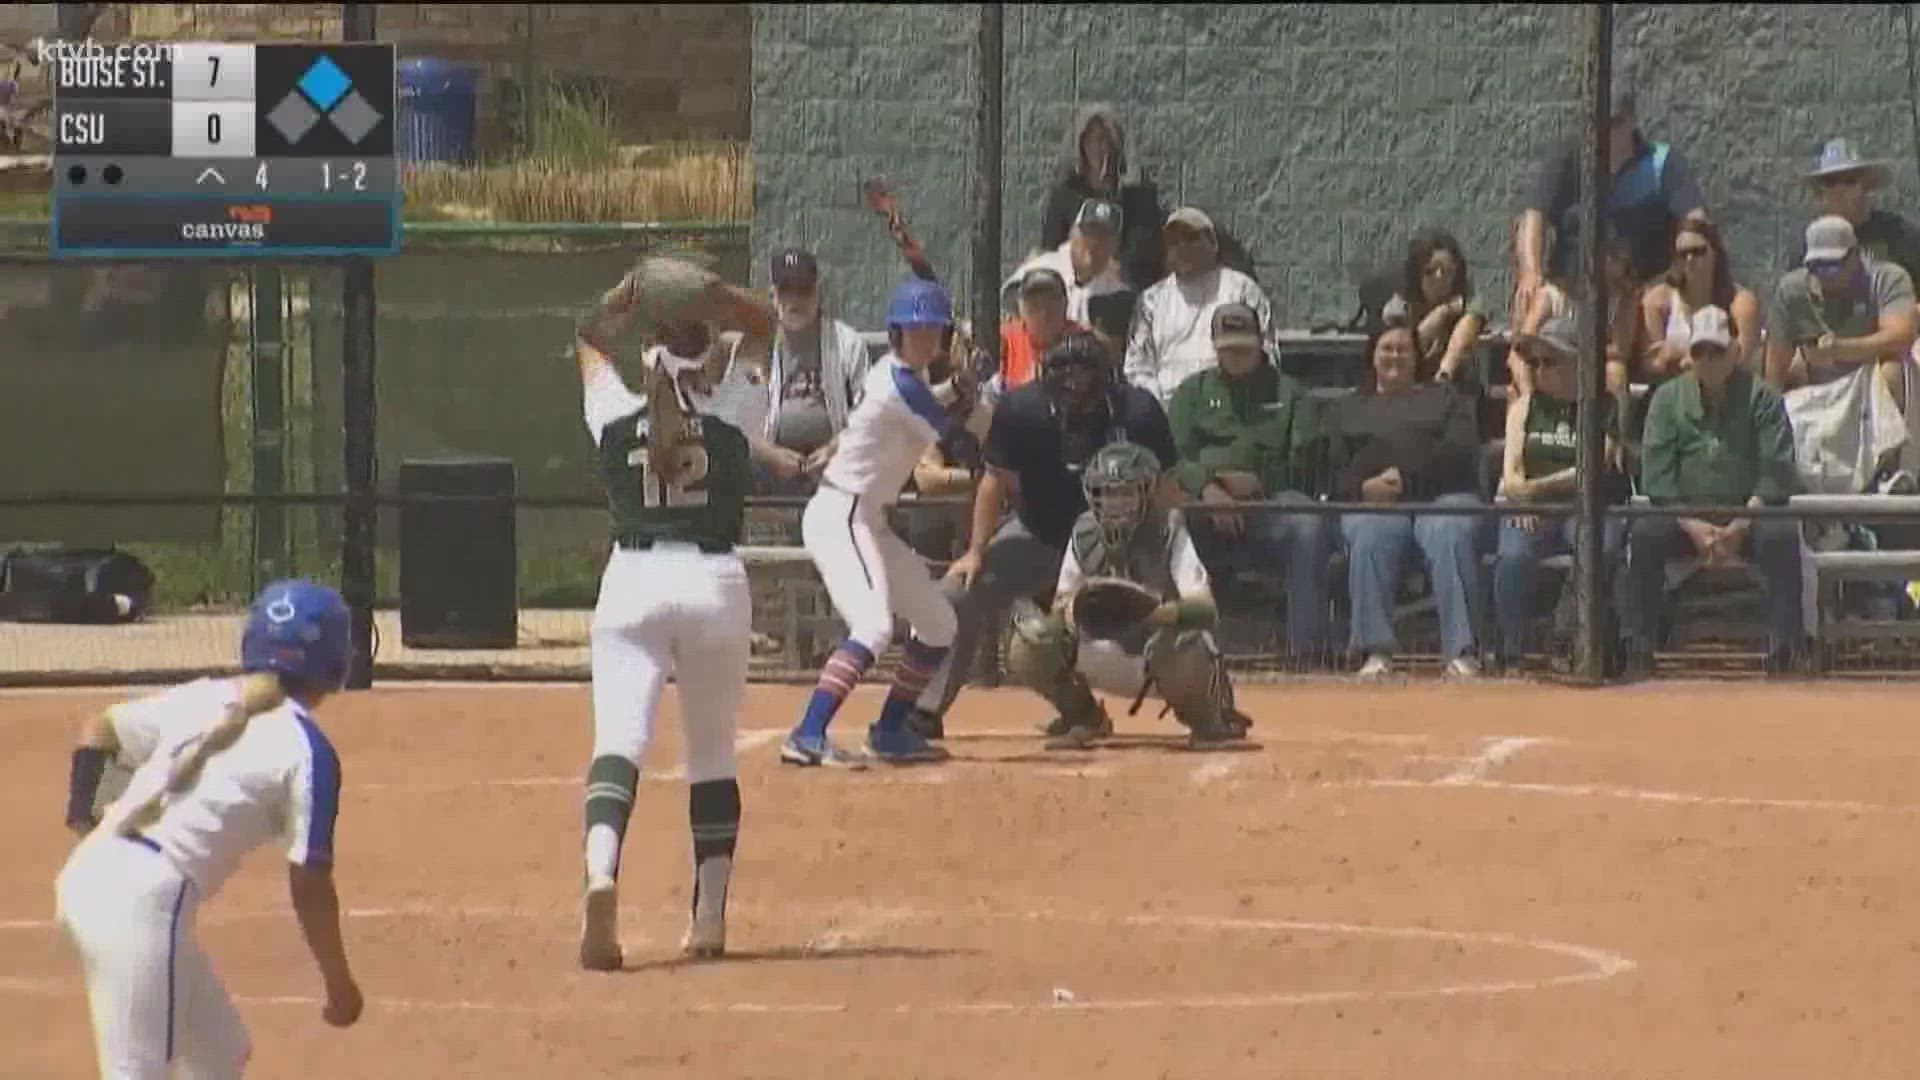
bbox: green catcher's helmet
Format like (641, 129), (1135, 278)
(1081, 441), (1162, 550)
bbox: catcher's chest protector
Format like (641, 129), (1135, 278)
(597, 411), (752, 550)
(1070, 513), (1178, 598)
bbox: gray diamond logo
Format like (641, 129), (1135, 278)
(327, 90), (382, 145)
(267, 92), (320, 144)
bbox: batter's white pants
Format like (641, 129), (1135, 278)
(590, 543), (752, 783)
(801, 485), (956, 655)
(55, 835), (249, 1080)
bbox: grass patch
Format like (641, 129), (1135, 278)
(403, 141), (750, 224)
(0, 189), (47, 217)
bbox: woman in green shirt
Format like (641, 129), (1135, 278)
(1492, 309), (1628, 672)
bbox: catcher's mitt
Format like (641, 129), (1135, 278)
(1067, 577), (1164, 640)
(645, 358), (700, 485)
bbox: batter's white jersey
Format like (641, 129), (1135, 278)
(101, 698), (341, 898)
(819, 356), (951, 502)
(1055, 510), (1211, 598)
(94, 678), (240, 813)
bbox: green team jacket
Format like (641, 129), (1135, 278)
(1165, 361), (1325, 498)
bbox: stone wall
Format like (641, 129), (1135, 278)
(84, 4), (749, 156)
(751, 3), (1920, 331)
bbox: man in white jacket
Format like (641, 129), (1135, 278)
(762, 247), (876, 495)
(1123, 207), (1274, 404)
(1003, 198), (1131, 329)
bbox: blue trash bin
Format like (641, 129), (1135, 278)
(397, 58), (476, 164)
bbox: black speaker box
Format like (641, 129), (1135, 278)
(398, 456), (517, 649)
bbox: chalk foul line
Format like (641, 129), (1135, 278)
(0, 904), (1634, 1016)
(1366, 776), (1920, 815)
(1437, 736), (1549, 785)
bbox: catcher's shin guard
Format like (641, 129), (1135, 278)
(1145, 629), (1234, 734)
(1005, 599), (1103, 725)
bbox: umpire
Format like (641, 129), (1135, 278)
(911, 331), (1178, 737)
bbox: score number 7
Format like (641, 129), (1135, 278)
(210, 55), (220, 86)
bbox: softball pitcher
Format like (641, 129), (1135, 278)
(55, 580), (361, 1080)
(572, 259), (767, 970)
(781, 279), (960, 767)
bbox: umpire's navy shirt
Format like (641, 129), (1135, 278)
(984, 381), (1178, 549)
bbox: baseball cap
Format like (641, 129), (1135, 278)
(770, 247), (819, 290)
(1017, 265), (1067, 297)
(1687, 305), (1732, 353)
(1163, 207), (1215, 235)
(1210, 302), (1263, 351)
(1803, 215), (1858, 265)
(1073, 198), (1122, 234)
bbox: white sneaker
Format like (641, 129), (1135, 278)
(1356, 653), (1394, 681)
(1444, 656), (1483, 681)
(682, 855), (730, 960)
(579, 875), (623, 972)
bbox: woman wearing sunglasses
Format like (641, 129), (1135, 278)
(1492, 309), (1629, 674)
(1639, 217), (1761, 382)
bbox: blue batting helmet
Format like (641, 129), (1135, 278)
(240, 579), (353, 690)
(885, 279), (954, 332)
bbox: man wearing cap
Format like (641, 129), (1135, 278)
(1124, 207), (1273, 404)
(1764, 215), (1916, 413)
(1629, 305), (1806, 678)
(762, 247), (875, 495)
(909, 331), (1177, 739)
(993, 266), (1088, 399)
(1788, 139), (1920, 280)
(1512, 83), (1708, 321)
(1004, 198), (1132, 329)
(1165, 302), (1332, 665)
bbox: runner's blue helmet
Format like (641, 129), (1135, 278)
(240, 579), (353, 691)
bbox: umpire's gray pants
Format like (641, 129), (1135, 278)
(916, 516), (1064, 719)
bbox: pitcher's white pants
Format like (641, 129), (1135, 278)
(590, 543), (752, 783)
(801, 485), (955, 655)
(56, 836), (248, 1080)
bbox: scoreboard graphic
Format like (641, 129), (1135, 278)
(51, 41), (400, 258)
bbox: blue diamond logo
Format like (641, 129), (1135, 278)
(297, 57), (352, 111)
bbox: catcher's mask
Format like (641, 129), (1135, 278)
(1081, 441), (1162, 550)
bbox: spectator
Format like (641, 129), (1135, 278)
(1512, 83), (1708, 325)
(1040, 104), (1169, 291)
(993, 266), (1088, 400)
(1326, 321), (1489, 680)
(1627, 306), (1805, 678)
(1640, 218), (1762, 380)
(910, 332), (1178, 737)
(1506, 229), (1636, 402)
(907, 326), (997, 561)
(1005, 198), (1131, 329)
(1386, 228), (1486, 385)
(1491, 308), (1628, 673)
(1166, 303), (1332, 665)
(1789, 139), (1920, 281)
(761, 247), (874, 495)
(1124, 207), (1273, 404)
(1765, 215), (1917, 414)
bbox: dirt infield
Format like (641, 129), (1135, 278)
(3, 680), (1916, 1079)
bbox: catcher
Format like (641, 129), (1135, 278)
(1005, 441), (1251, 751)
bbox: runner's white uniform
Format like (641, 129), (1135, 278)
(55, 688), (342, 1080)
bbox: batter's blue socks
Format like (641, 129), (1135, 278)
(875, 639), (949, 734)
(798, 640), (874, 740)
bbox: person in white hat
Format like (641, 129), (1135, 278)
(1122, 206), (1273, 404)
(1627, 305), (1806, 679)
(1764, 214), (1916, 411)
(1788, 138), (1920, 280)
